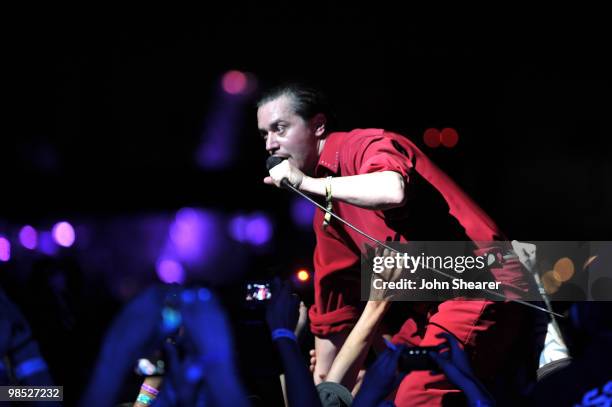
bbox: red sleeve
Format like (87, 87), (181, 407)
(346, 132), (414, 177)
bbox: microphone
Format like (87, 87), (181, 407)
(266, 156), (292, 188)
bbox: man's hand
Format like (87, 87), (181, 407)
(101, 286), (168, 367)
(180, 287), (233, 361)
(428, 332), (494, 405)
(369, 247), (404, 301)
(352, 346), (405, 407)
(264, 159), (305, 189)
(428, 333), (475, 385)
(266, 279), (300, 332)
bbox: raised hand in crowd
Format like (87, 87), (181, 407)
(266, 278), (322, 407)
(80, 285), (170, 406)
(352, 345), (404, 407)
(166, 287), (249, 407)
(0, 287), (55, 387)
(429, 332), (495, 407)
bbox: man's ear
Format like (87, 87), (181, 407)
(311, 113), (327, 138)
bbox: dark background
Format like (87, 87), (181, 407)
(3, 6), (610, 237)
(1, 5), (610, 404)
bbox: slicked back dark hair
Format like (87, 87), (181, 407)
(257, 83), (337, 134)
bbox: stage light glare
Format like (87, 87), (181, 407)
(542, 270), (561, 294)
(0, 237), (10, 262)
(440, 127), (459, 148)
(52, 221), (76, 247)
(156, 259), (186, 284)
(245, 215), (273, 246)
(222, 70), (248, 95)
(553, 257), (575, 282)
(297, 269), (310, 282)
(19, 225), (38, 250)
(423, 128), (441, 148)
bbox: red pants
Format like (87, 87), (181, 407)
(391, 300), (528, 406)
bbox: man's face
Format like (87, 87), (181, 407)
(257, 95), (320, 174)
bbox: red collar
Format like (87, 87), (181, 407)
(315, 132), (344, 176)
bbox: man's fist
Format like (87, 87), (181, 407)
(264, 159), (305, 189)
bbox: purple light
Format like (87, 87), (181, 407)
(291, 197), (316, 229)
(196, 107), (240, 170)
(245, 214), (273, 246)
(197, 123), (233, 169)
(52, 221), (75, 247)
(169, 208), (218, 265)
(0, 237), (10, 262)
(19, 225), (38, 250)
(197, 72), (258, 170)
(229, 214), (273, 246)
(156, 259), (185, 284)
(39, 232), (59, 255)
(229, 215), (249, 242)
(222, 70), (248, 95)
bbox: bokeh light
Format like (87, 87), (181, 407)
(552, 257), (575, 282)
(222, 70), (248, 95)
(156, 259), (186, 284)
(541, 270), (562, 294)
(423, 128), (441, 148)
(52, 221), (76, 247)
(440, 127), (459, 148)
(0, 237), (10, 262)
(291, 197), (316, 229)
(166, 208), (220, 269)
(19, 225), (38, 250)
(297, 269), (310, 282)
(229, 215), (249, 243)
(229, 213), (273, 246)
(39, 231), (59, 256)
(245, 215), (273, 246)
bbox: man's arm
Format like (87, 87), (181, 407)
(266, 159), (406, 210)
(301, 172), (406, 210)
(266, 281), (322, 407)
(325, 245), (402, 389)
(325, 300), (391, 389)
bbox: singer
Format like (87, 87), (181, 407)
(257, 83), (532, 406)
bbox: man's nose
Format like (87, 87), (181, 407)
(266, 133), (279, 153)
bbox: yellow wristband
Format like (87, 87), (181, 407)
(323, 176), (333, 227)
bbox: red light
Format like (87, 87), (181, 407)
(440, 128), (459, 148)
(222, 70), (247, 95)
(297, 269), (310, 282)
(423, 128), (441, 148)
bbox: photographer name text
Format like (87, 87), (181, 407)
(371, 278), (500, 291)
